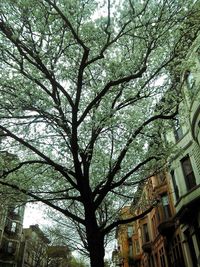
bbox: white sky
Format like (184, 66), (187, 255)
(23, 203), (49, 228)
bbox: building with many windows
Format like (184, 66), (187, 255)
(114, 171), (189, 267)
(0, 148), (26, 267)
(0, 205), (25, 267)
(167, 34), (200, 267)
(114, 34), (200, 267)
(18, 224), (50, 267)
(0, 151), (72, 267)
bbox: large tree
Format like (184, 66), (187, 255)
(0, 0), (199, 266)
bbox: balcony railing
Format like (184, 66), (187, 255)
(142, 241), (152, 253)
(4, 227), (19, 239)
(157, 218), (175, 236)
(0, 247), (16, 258)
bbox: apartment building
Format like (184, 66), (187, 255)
(115, 206), (137, 267)
(0, 148), (26, 267)
(16, 225), (72, 267)
(0, 138), (71, 267)
(114, 34), (200, 267)
(114, 172), (187, 267)
(0, 205), (25, 267)
(167, 34), (200, 267)
(18, 224), (50, 267)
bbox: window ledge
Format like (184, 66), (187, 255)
(174, 183), (200, 207)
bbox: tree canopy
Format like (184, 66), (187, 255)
(0, 0), (199, 266)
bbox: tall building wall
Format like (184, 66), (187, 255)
(167, 34), (200, 267)
(114, 33), (200, 267)
(115, 173), (187, 267)
(0, 205), (25, 267)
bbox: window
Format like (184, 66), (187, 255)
(11, 222), (17, 233)
(129, 243), (133, 257)
(185, 71), (195, 89)
(143, 223), (149, 243)
(127, 226), (133, 238)
(5, 220), (18, 234)
(173, 117), (183, 142)
(151, 255), (155, 267)
(184, 228), (198, 267)
(171, 170), (179, 201)
(14, 206), (21, 215)
(7, 241), (15, 254)
(159, 247), (166, 267)
(181, 155), (196, 191)
(161, 194), (171, 219)
(156, 209), (161, 222)
(155, 253), (159, 267)
(135, 239), (140, 254)
(169, 234), (186, 267)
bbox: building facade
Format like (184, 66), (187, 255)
(47, 246), (71, 267)
(115, 172), (189, 267)
(114, 34), (200, 267)
(0, 205), (25, 267)
(167, 34), (200, 267)
(0, 204), (71, 267)
(18, 224), (50, 267)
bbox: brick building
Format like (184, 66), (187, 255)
(114, 172), (187, 267)
(114, 33), (200, 267)
(0, 205), (25, 267)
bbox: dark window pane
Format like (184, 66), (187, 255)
(181, 156), (196, 191)
(143, 223), (149, 242)
(171, 171), (179, 200)
(162, 194), (171, 219)
(173, 117), (183, 142)
(186, 71), (195, 89)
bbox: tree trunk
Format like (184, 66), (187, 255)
(87, 232), (105, 267)
(84, 207), (105, 267)
(81, 181), (105, 267)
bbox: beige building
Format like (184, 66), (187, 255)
(18, 225), (72, 267)
(18, 224), (50, 267)
(115, 206), (138, 267)
(115, 171), (186, 267)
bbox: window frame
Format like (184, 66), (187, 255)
(181, 155), (196, 191)
(185, 71), (195, 90)
(173, 117), (183, 142)
(171, 170), (179, 201)
(161, 193), (171, 220)
(11, 221), (17, 233)
(142, 223), (150, 243)
(127, 226), (133, 238)
(7, 241), (16, 254)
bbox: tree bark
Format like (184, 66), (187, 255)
(87, 231), (105, 267)
(84, 202), (105, 267)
